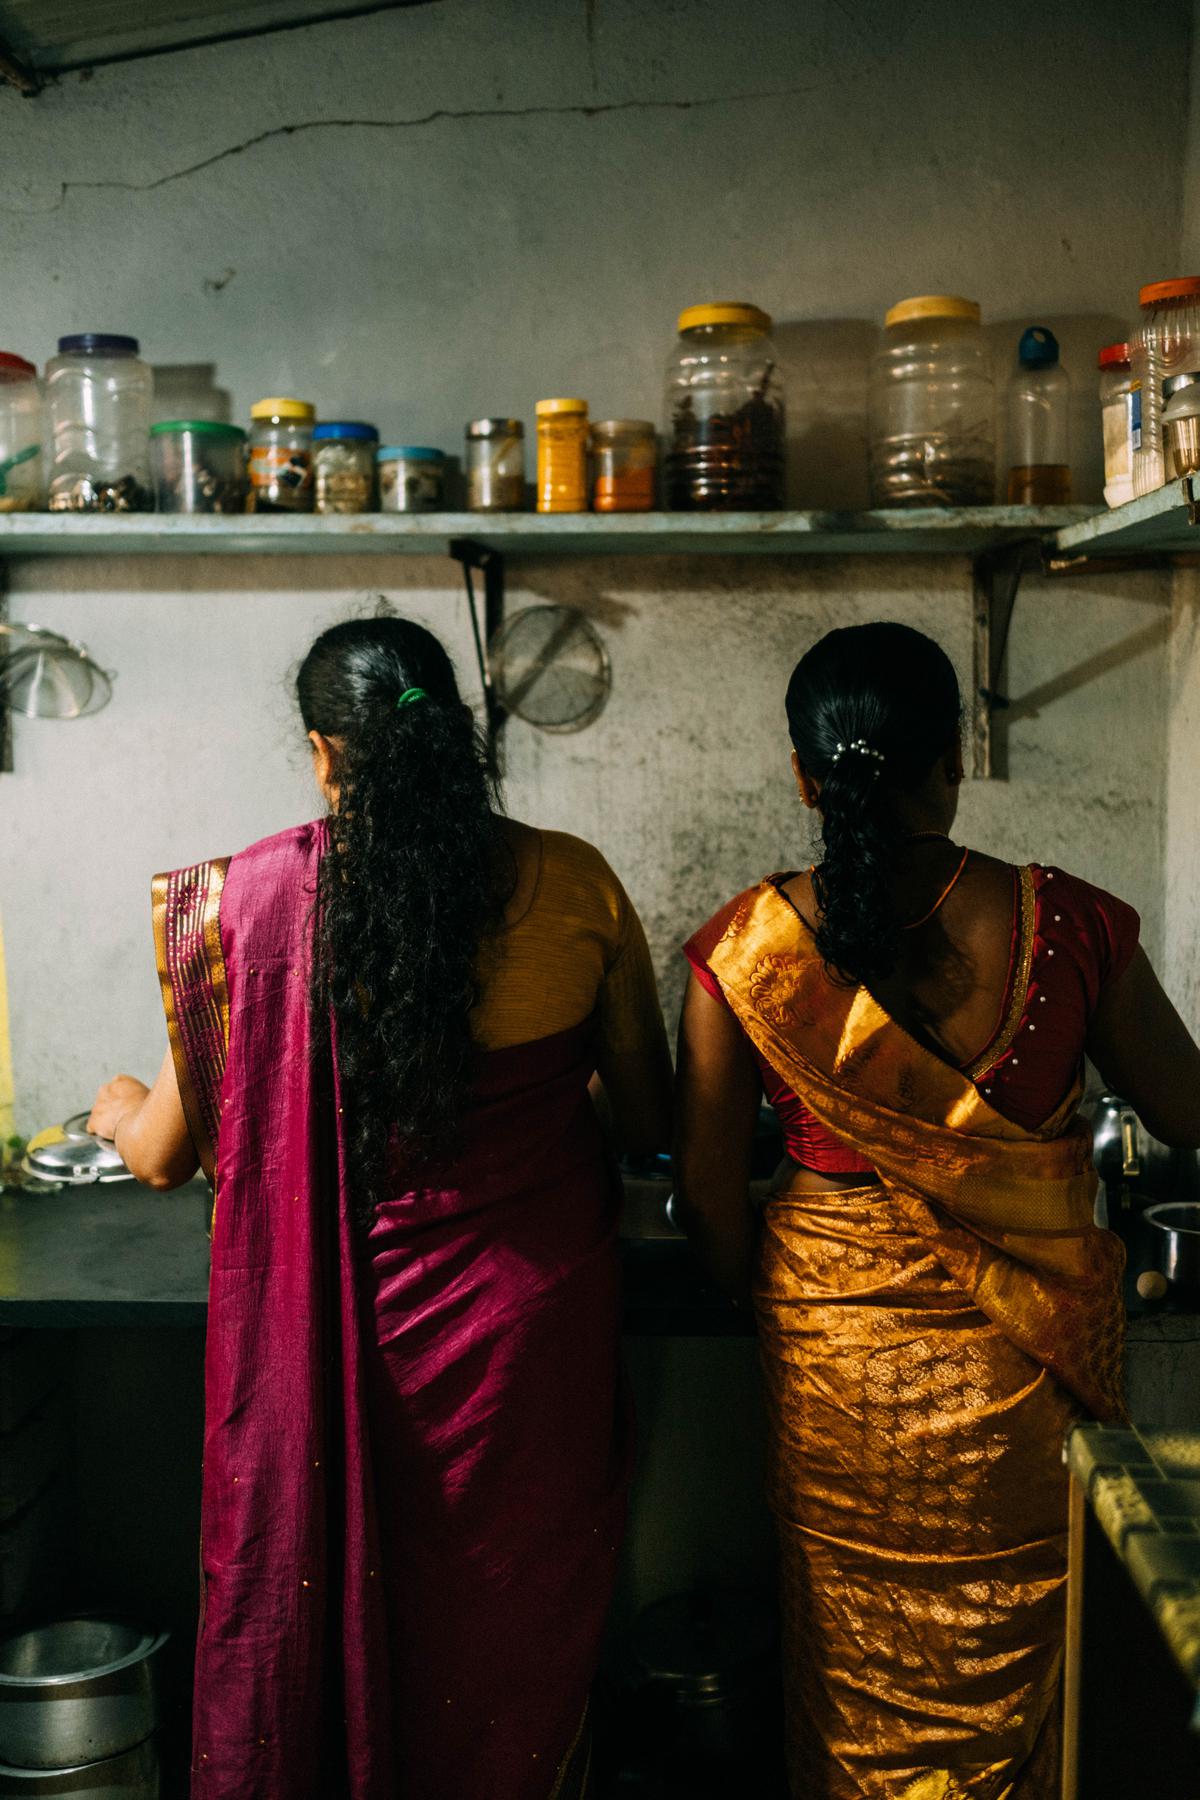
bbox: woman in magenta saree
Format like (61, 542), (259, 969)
(90, 618), (672, 1800)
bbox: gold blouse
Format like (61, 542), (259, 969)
(473, 829), (663, 1060)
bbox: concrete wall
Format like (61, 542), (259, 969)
(0, 0), (1188, 1126)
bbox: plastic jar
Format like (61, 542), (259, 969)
(1098, 343), (1134, 509)
(1162, 372), (1200, 478)
(248, 398), (315, 512)
(465, 418), (525, 511)
(313, 422), (378, 513)
(1130, 279), (1200, 496)
(869, 296), (994, 507)
(378, 447), (445, 512)
(664, 303), (784, 509)
(1006, 327), (1071, 504)
(45, 333), (153, 512)
(536, 399), (589, 513)
(0, 354), (44, 512)
(150, 421), (247, 514)
(591, 419), (657, 511)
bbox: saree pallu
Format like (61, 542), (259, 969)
(155, 821), (629, 1800)
(706, 884), (1126, 1800)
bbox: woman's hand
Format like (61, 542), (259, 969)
(88, 1075), (150, 1140)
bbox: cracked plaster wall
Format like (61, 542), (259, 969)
(0, 0), (1188, 1130)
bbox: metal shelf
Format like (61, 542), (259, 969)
(0, 505), (1092, 559)
(1053, 480), (1200, 562)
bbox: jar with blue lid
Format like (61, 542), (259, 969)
(313, 421), (378, 514)
(378, 446), (445, 513)
(45, 333), (153, 511)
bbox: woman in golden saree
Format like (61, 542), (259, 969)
(674, 622), (1200, 1800)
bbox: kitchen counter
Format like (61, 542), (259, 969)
(0, 1175), (747, 1334)
(1064, 1422), (1200, 1794)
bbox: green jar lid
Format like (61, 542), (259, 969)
(150, 419), (247, 440)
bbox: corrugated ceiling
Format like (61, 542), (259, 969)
(0, 0), (435, 81)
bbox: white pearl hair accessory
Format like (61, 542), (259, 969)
(830, 738), (886, 775)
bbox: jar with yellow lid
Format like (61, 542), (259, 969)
(536, 398), (588, 513)
(248, 396), (315, 512)
(869, 296), (994, 507)
(664, 302), (784, 509)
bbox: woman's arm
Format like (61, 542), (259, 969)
(88, 1046), (200, 1190)
(672, 971), (762, 1302)
(593, 901), (673, 1156)
(1086, 947), (1200, 1147)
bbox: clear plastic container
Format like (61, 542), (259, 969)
(1098, 343), (1134, 509)
(1162, 372), (1200, 478)
(45, 333), (153, 512)
(248, 397), (315, 512)
(466, 418), (525, 511)
(313, 422), (378, 513)
(378, 447), (445, 512)
(536, 399), (589, 513)
(869, 296), (994, 507)
(591, 419), (657, 511)
(0, 354), (44, 512)
(1006, 327), (1071, 504)
(1130, 278), (1200, 496)
(664, 303), (784, 509)
(151, 420), (247, 514)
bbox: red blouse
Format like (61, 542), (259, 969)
(683, 864), (1140, 1174)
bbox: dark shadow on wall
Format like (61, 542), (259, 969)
(774, 318), (875, 512)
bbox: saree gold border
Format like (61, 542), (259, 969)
(964, 866), (1037, 1083)
(152, 860), (230, 1185)
(547, 1701), (589, 1800)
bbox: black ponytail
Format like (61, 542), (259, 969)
(297, 616), (512, 1223)
(785, 624), (961, 987)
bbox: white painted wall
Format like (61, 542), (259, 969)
(0, 0), (1188, 1126)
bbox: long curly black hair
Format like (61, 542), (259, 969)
(297, 617), (512, 1223)
(786, 623), (961, 988)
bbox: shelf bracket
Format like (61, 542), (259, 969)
(971, 541), (1031, 781)
(448, 537), (507, 769)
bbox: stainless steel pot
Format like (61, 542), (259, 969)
(1144, 1203), (1200, 1300)
(0, 1737), (157, 1797)
(21, 1118), (133, 1189)
(0, 1620), (167, 1772)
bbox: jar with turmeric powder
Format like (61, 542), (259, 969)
(591, 419), (657, 512)
(536, 398), (588, 512)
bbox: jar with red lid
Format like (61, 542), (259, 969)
(1129, 278), (1200, 496)
(0, 352), (43, 512)
(1098, 343), (1133, 509)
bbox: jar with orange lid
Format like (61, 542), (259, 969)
(536, 398), (588, 513)
(592, 420), (657, 512)
(664, 302), (784, 509)
(869, 295), (994, 507)
(248, 396), (315, 512)
(1129, 278), (1200, 496)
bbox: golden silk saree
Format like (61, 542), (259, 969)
(707, 883), (1125, 1800)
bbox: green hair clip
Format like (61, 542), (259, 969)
(396, 687), (429, 709)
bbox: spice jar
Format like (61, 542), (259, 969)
(869, 297), (994, 507)
(45, 333), (153, 512)
(248, 397), (315, 512)
(1162, 372), (1200, 478)
(151, 421), (247, 514)
(664, 304), (784, 510)
(378, 447), (445, 513)
(466, 418), (525, 511)
(313, 422), (378, 513)
(1098, 343), (1134, 509)
(536, 399), (588, 513)
(1130, 278), (1200, 496)
(591, 420), (657, 512)
(0, 354), (44, 512)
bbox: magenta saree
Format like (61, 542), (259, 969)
(155, 821), (630, 1799)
